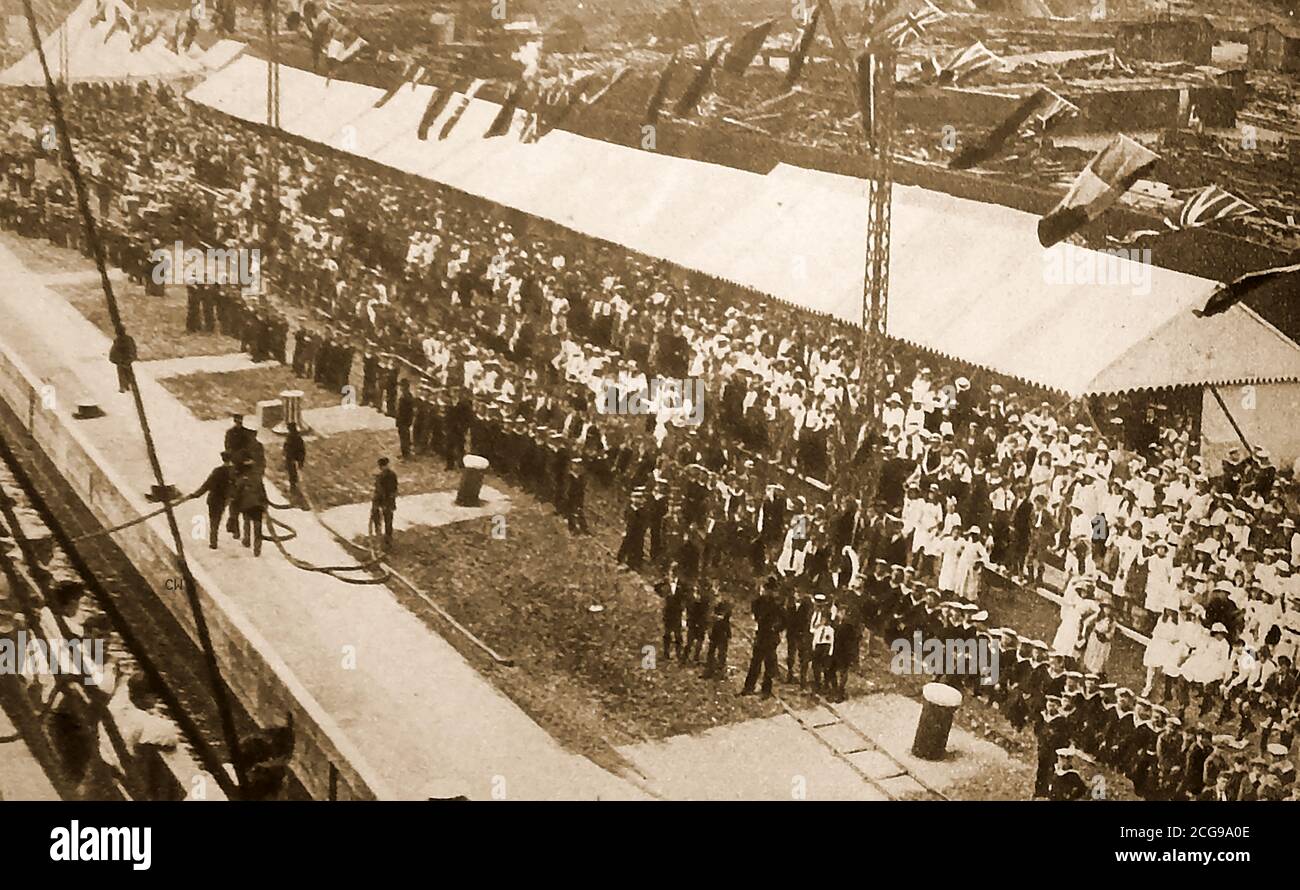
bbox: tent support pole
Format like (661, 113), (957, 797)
(1207, 384), (1255, 454)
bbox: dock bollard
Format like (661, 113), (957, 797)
(455, 455), (489, 507)
(272, 390), (307, 434)
(911, 682), (962, 761)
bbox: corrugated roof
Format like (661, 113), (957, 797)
(0, 0), (206, 85)
(184, 59), (1300, 399)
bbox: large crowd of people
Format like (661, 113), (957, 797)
(2, 78), (1299, 800)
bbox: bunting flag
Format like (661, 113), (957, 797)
(934, 41), (1001, 85)
(1195, 263), (1300, 318)
(103, 7), (131, 43)
(819, 0), (854, 71)
(325, 36), (367, 64)
(90, 0), (107, 27)
(131, 20), (162, 52)
(523, 80), (579, 143)
(438, 79), (487, 140)
(722, 18), (776, 75)
(417, 86), (457, 140)
(1037, 134), (1159, 248)
(949, 88), (1077, 171)
(182, 12), (199, 52)
(785, 4), (822, 89)
(581, 66), (629, 107)
(484, 82), (523, 138)
(169, 15), (184, 52)
(644, 52), (678, 125)
(869, 0), (947, 49)
(374, 74), (406, 108)
(673, 41), (725, 117)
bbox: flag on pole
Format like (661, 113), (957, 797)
(1037, 134), (1159, 247)
(1195, 263), (1300, 317)
(644, 52), (678, 124)
(438, 79), (487, 140)
(868, 0), (947, 49)
(949, 88), (1077, 170)
(785, 4), (822, 89)
(722, 18), (777, 75)
(673, 41), (725, 117)
(484, 82), (522, 138)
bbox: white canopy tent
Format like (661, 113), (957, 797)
(1, 0), (207, 86)
(184, 58), (1300, 407)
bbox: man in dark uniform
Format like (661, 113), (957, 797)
(396, 379), (416, 459)
(831, 595), (862, 702)
(784, 587), (813, 687)
(1048, 746), (1092, 800)
(108, 331), (137, 393)
(656, 563), (687, 662)
(1034, 696), (1073, 798)
(683, 578), (713, 664)
(742, 578), (784, 698)
(191, 451), (236, 549)
(283, 422), (306, 495)
(702, 599), (732, 680)
(1178, 726), (1215, 801)
(562, 457), (589, 535)
(617, 486), (649, 569)
(371, 457), (398, 549)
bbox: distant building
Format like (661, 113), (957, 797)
(1115, 17), (1214, 65)
(1247, 23), (1300, 72)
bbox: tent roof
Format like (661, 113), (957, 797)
(184, 59), (1300, 398)
(1, 0), (206, 85)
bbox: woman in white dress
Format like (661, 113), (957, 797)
(954, 526), (990, 603)
(1141, 607), (1181, 699)
(1178, 622), (1232, 713)
(1052, 579), (1098, 660)
(1082, 600), (1115, 675)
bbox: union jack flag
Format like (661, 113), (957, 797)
(873, 0), (947, 48)
(1176, 184), (1256, 229)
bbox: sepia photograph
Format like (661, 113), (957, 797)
(0, 0), (1296, 873)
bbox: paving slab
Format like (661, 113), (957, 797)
(0, 705), (60, 800)
(845, 749), (906, 780)
(319, 487), (512, 538)
(616, 713), (888, 801)
(834, 694), (1033, 796)
(139, 353), (275, 379)
(813, 721), (870, 755)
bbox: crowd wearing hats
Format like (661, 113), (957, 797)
(5, 83), (1300, 800)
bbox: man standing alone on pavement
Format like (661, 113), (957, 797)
(283, 422), (306, 495)
(372, 457), (398, 549)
